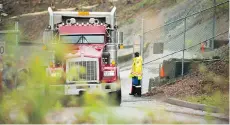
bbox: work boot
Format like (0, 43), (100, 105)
(136, 94), (141, 97)
(136, 87), (141, 97)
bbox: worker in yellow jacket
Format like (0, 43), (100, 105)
(129, 52), (143, 97)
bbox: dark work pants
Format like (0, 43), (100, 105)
(131, 76), (141, 96)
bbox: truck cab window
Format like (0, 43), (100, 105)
(60, 35), (105, 44)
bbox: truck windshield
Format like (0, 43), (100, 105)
(60, 35), (104, 44)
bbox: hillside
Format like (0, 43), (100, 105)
(1, 0), (181, 41)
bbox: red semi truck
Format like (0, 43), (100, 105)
(43, 7), (123, 105)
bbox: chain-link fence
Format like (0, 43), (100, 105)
(0, 21), (46, 65)
(0, 21), (19, 56)
(118, 18), (142, 68)
(137, 0), (229, 93)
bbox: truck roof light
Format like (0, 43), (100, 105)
(78, 11), (89, 16)
(111, 60), (116, 66)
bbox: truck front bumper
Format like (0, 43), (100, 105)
(50, 82), (121, 95)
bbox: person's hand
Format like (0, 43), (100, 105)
(129, 73), (133, 78)
(138, 76), (142, 80)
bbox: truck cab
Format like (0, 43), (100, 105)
(43, 7), (123, 105)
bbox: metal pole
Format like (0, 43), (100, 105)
(141, 19), (144, 57)
(0, 4), (3, 23)
(182, 18), (186, 77)
(140, 18), (144, 95)
(133, 35), (135, 58)
(139, 35), (142, 56)
(212, 0), (216, 49)
(15, 21), (19, 46)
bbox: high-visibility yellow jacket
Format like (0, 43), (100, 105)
(129, 56), (143, 80)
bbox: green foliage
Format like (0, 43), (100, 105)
(127, 18), (135, 24)
(185, 92), (229, 113)
(198, 64), (207, 73)
(0, 53), (65, 123)
(193, 62), (229, 114)
(0, 41), (69, 123)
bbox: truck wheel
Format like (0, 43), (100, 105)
(110, 89), (121, 106)
(116, 89), (122, 106)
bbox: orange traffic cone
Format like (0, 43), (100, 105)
(160, 65), (165, 78)
(201, 42), (205, 53)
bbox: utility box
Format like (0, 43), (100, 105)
(174, 61), (191, 78)
(214, 40), (229, 49)
(162, 59), (191, 79)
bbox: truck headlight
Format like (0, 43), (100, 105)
(103, 71), (115, 77)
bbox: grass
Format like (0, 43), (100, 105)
(184, 92), (229, 113)
(183, 63), (229, 114)
(127, 18), (135, 25)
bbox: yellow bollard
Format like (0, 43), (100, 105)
(120, 45), (124, 49)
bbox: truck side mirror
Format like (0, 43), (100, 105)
(118, 32), (123, 49)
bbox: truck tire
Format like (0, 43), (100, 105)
(109, 89), (121, 106)
(116, 89), (122, 106)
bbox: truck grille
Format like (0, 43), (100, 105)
(67, 58), (99, 83)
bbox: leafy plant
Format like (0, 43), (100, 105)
(127, 18), (135, 24)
